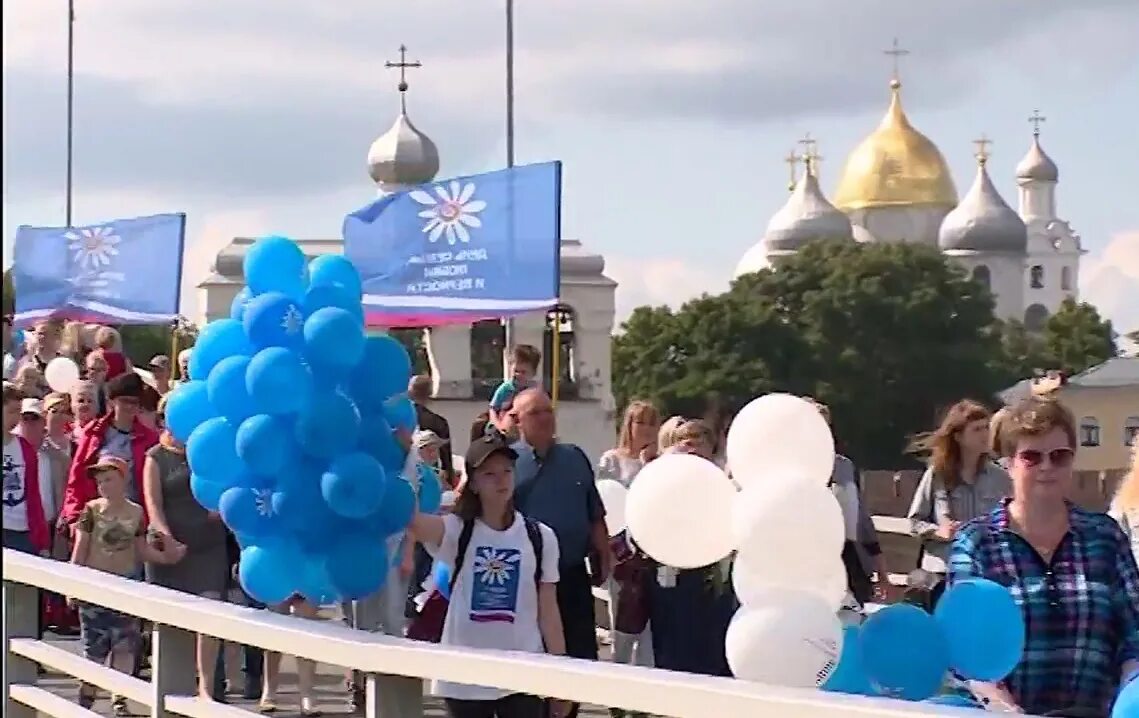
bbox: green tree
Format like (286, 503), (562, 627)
(614, 241), (1006, 467)
(119, 321), (199, 367)
(1040, 298), (1117, 375)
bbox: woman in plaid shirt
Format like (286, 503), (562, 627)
(948, 397), (1139, 717)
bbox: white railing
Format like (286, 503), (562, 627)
(4, 549), (964, 718)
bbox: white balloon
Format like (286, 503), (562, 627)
(726, 393), (835, 489)
(44, 357), (81, 394)
(626, 454), (736, 569)
(733, 554), (849, 611)
(725, 593), (844, 688)
(731, 481), (846, 589)
(596, 479), (629, 537)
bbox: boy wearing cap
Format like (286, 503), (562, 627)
(70, 454), (184, 713)
(2, 385), (55, 555)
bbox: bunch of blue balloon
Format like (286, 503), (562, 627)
(163, 235), (422, 607)
(823, 578), (1025, 707)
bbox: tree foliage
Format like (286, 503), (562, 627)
(994, 299), (1117, 379)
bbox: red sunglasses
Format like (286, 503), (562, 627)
(1015, 447), (1075, 468)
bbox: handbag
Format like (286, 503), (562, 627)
(610, 532), (651, 635)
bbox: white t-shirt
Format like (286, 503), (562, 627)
(430, 511), (559, 701)
(3, 435), (56, 531)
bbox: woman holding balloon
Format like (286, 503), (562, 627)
(948, 397), (1139, 717)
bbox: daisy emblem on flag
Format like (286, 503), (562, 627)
(65, 226), (121, 271)
(410, 180), (487, 245)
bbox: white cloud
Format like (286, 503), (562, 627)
(606, 254), (727, 326)
(1081, 230), (1139, 352)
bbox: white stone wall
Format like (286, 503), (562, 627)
(846, 205), (951, 247)
(946, 250), (1025, 321)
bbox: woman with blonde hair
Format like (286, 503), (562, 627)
(1110, 445), (1139, 565)
(596, 401), (660, 683)
(906, 399), (1010, 606)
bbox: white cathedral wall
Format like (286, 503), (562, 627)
(846, 206), (951, 247)
(945, 252), (1025, 321)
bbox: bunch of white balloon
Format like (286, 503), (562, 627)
(596, 394), (849, 690)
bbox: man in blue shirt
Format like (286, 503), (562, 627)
(511, 389), (609, 717)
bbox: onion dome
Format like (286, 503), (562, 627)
(939, 148), (1027, 253)
(834, 79), (958, 210)
(1015, 134), (1058, 183)
(367, 45), (440, 189)
(764, 163), (853, 253)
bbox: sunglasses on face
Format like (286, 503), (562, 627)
(1015, 447), (1075, 468)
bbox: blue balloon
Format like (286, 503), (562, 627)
(189, 474), (227, 512)
(230, 287), (253, 321)
(350, 335), (412, 410)
(925, 694), (980, 708)
(325, 533), (387, 600)
(239, 544), (298, 606)
(860, 603), (949, 701)
(243, 291), (306, 350)
(164, 380), (216, 443)
(186, 417), (242, 485)
(189, 319), (254, 380)
(374, 476), (415, 536)
(358, 412), (406, 472)
(304, 307), (365, 371)
(308, 254), (362, 299)
(244, 235), (307, 297)
(294, 390), (361, 459)
(431, 561), (453, 600)
(206, 355), (254, 424)
(219, 486), (281, 538)
(321, 452), (388, 519)
(934, 578), (1025, 681)
(1114, 673), (1139, 718)
(382, 395), (416, 433)
(236, 414), (296, 476)
(297, 554), (340, 605)
(12, 328), (25, 347)
(246, 347), (314, 416)
(302, 283), (363, 324)
(822, 624), (876, 696)
(416, 464), (443, 514)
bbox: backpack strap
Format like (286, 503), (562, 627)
(448, 519), (476, 595)
(523, 518), (544, 585)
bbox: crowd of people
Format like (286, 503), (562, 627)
(4, 316), (1139, 718)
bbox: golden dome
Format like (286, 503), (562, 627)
(833, 81), (958, 211)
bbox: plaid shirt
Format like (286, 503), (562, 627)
(948, 499), (1139, 717)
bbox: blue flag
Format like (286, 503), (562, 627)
(12, 213), (186, 326)
(344, 161), (561, 327)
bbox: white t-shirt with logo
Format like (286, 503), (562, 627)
(3, 435), (56, 531)
(429, 511), (559, 701)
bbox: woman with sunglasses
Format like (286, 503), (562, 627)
(947, 397), (1139, 717)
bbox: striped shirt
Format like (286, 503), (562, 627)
(948, 499), (1139, 717)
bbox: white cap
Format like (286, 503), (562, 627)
(20, 398), (44, 416)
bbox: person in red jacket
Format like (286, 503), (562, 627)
(3, 385), (53, 555)
(60, 372), (158, 530)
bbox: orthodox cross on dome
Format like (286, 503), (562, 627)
(385, 44), (423, 111)
(883, 38), (910, 85)
(1028, 109), (1047, 137)
(973, 134), (992, 165)
(799, 133), (823, 177)
(784, 148), (802, 191)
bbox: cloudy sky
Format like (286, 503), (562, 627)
(4, 0), (1139, 340)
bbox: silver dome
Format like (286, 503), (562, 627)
(939, 162), (1027, 253)
(367, 110), (440, 188)
(763, 171), (852, 252)
(1015, 135), (1058, 183)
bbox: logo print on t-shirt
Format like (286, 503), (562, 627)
(2, 451), (25, 508)
(469, 546), (521, 623)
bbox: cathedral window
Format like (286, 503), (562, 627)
(1125, 417), (1139, 447)
(1029, 265), (1044, 289)
(470, 319), (506, 401)
(1024, 304), (1049, 333)
(971, 265), (991, 291)
(543, 304), (578, 399)
(1078, 417), (1100, 448)
(1060, 266), (1072, 291)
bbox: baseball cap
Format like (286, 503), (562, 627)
(412, 429), (448, 450)
(463, 434), (518, 475)
(149, 355), (170, 370)
(89, 454), (129, 477)
(20, 398), (44, 417)
(43, 394), (69, 413)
